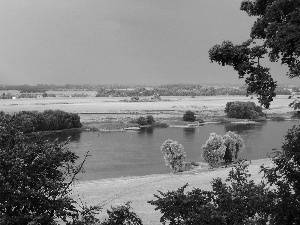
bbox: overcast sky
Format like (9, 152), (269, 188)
(0, 0), (299, 86)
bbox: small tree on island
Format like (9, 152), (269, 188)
(183, 110), (196, 122)
(160, 139), (186, 172)
(202, 132), (245, 166)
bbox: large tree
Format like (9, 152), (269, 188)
(0, 114), (88, 224)
(209, 0), (300, 108)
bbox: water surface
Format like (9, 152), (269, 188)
(44, 121), (300, 180)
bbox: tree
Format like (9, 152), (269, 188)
(261, 125), (300, 224)
(146, 115), (155, 125)
(202, 133), (226, 166)
(223, 131), (245, 163)
(209, 0), (300, 108)
(160, 139), (186, 172)
(183, 110), (196, 122)
(100, 202), (143, 225)
(0, 115), (89, 224)
(202, 132), (245, 165)
(224, 101), (266, 119)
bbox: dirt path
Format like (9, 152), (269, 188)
(71, 159), (273, 225)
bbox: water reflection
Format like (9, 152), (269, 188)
(139, 127), (154, 136)
(183, 128), (196, 141)
(224, 122), (264, 134)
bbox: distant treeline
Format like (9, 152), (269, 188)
(0, 83), (292, 97)
(95, 85), (291, 97)
(0, 110), (82, 133)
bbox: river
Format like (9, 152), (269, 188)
(44, 121), (300, 181)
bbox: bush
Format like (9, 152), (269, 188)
(0, 115), (90, 224)
(149, 160), (272, 225)
(160, 139), (186, 172)
(202, 133), (226, 166)
(222, 131), (245, 163)
(183, 110), (196, 122)
(225, 101), (266, 119)
(137, 116), (147, 126)
(202, 131), (245, 165)
(100, 202), (143, 225)
(136, 115), (155, 126)
(146, 115), (155, 125)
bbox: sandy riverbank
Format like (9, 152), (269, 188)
(71, 158), (273, 225)
(1, 95), (297, 131)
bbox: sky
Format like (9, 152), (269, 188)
(0, 0), (299, 86)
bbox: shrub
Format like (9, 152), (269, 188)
(202, 133), (226, 166)
(261, 125), (300, 224)
(225, 101), (266, 119)
(149, 160), (272, 225)
(183, 110), (196, 122)
(0, 115), (91, 224)
(202, 132), (245, 165)
(137, 116), (147, 126)
(222, 131), (245, 163)
(160, 139), (186, 172)
(100, 202), (143, 225)
(146, 115), (155, 125)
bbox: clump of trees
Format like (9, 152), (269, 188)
(160, 139), (186, 172)
(136, 115), (155, 126)
(1, 110), (82, 133)
(202, 131), (245, 166)
(225, 101), (266, 119)
(183, 110), (196, 122)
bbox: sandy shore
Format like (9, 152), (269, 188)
(1, 95), (296, 131)
(71, 158), (273, 225)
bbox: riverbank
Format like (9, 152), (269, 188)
(71, 158), (273, 225)
(1, 95), (296, 131)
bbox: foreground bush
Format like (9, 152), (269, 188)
(149, 160), (272, 225)
(160, 139), (186, 172)
(100, 202), (143, 225)
(225, 101), (266, 119)
(0, 115), (88, 224)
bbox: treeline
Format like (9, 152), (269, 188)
(96, 85), (291, 97)
(0, 110), (82, 133)
(96, 86), (248, 97)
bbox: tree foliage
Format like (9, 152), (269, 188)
(149, 160), (273, 225)
(209, 0), (300, 108)
(160, 139), (186, 172)
(0, 110), (82, 134)
(225, 101), (266, 119)
(100, 202), (143, 225)
(202, 133), (226, 166)
(202, 132), (245, 166)
(183, 110), (196, 122)
(0, 115), (88, 224)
